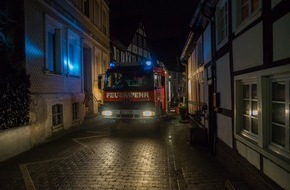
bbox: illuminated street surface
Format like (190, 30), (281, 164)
(1, 117), (229, 190)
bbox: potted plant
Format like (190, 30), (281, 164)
(179, 104), (188, 120)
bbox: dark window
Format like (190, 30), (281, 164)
(72, 102), (80, 120)
(52, 104), (63, 126)
(84, 0), (89, 17)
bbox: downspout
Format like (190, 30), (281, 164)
(202, 3), (217, 155)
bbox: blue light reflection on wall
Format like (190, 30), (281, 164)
(25, 35), (81, 76)
(203, 45), (211, 61)
(63, 57), (68, 74)
(203, 26), (212, 63)
(25, 37), (43, 59)
(67, 42), (81, 76)
(64, 57), (79, 75)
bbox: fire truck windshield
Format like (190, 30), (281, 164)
(104, 71), (154, 90)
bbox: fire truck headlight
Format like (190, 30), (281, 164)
(102, 110), (113, 116)
(142, 111), (155, 117)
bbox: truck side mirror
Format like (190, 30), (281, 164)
(98, 75), (102, 89)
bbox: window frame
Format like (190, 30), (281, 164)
(72, 102), (80, 121)
(235, 67), (290, 160)
(45, 15), (63, 74)
(83, 0), (89, 17)
(215, 0), (229, 48)
(240, 81), (259, 141)
(93, 0), (100, 27)
(233, 0), (261, 34)
(101, 7), (108, 36)
(52, 104), (63, 127)
(268, 76), (290, 157)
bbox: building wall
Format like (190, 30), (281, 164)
(111, 22), (151, 64)
(216, 53), (232, 147)
(273, 12), (290, 61)
(0, 125), (31, 162)
(188, 48), (199, 114)
(232, 1), (290, 189)
(232, 22), (263, 72)
(183, 0), (290, 189)
(24, 0), (110, 146)
(187, 33), (208, 129)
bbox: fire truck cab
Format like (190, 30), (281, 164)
(98, 61), (168, 132)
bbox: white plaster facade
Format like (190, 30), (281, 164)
(24, 0), (110, 147)
(181, 0), (290, 189)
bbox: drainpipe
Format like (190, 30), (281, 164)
(202, 2), (217, 155)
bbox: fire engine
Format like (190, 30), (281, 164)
(98, 61), (169, 132)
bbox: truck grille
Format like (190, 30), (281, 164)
(121, 114), (133, 118)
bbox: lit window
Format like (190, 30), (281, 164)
(72, 102), (80, 120)
(236, 79), (258, 142)
(242, 83), (258, 136)
(52, 104), (63, 126)
(235, 71), (290, 159)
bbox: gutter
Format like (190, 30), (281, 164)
(180, 0), (208, 62)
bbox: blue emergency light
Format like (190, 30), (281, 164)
(145, 61), (152, 66)
(109, 62), (116, 68)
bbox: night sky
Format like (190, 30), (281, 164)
(109, 0), (199, 71)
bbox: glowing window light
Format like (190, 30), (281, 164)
(252, 109), (258, 116)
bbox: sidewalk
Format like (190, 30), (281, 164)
(168, 116), (251, 190)
(0, 115), (104, 190)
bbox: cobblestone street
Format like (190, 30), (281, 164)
(0, 116), (231, 190)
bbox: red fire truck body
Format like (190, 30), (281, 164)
(98, 61), (168, 131)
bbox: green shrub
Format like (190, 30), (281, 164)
(0, 9), (31, 130)
(0, 70), (31, 130)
